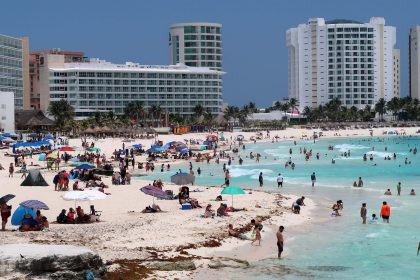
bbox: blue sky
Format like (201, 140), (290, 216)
(2, 0), (420, 107)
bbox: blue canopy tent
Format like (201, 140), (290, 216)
(146, 145), (164, 153)
(12, 140), (52, 154)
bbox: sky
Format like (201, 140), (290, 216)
(2, 0), (420, 107)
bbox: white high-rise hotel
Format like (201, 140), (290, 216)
(287, 17), (400, 111)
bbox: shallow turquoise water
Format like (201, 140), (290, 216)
(143, 136), (420, 279)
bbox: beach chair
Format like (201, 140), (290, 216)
(89, 205), (102, 222)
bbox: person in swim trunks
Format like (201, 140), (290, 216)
(380, 201), (390, 223)
(277, 226), (285, 259)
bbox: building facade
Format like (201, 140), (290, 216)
(169, 23), (222, 71)
(409, 26), (420, 100)
(38, 56), (223, 119)
(0, 34), (29, 109)
(29, 49), (85, 110)
(0, 91), (15, 132)
(287, 18), (399, 111)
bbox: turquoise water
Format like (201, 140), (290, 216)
(143, 136), (420, 279)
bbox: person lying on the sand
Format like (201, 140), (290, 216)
(228, 224), (247, 240)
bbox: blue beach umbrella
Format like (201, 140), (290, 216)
(19, 200), (49, 210)
(75, 163), (96, 170)
(11, 206), (36, 226)
(2, 133), (12, 137)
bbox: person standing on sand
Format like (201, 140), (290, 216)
(277, 226), (285, 258)
(397, 182), (401, 196)
(8, 163), (14, 178)
(311, 172), (316, 187)
(259, 172), (263, 187)
(380, 201), (391, 223)
(361, 203), (367, 224)
(251, 224), (261, 246)
(277, 173), (283, 188)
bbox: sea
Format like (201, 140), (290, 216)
(143, 135), (420, 279)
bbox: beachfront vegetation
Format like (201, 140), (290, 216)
(269, 97), (420, 123)
(47, 99), (75, 130)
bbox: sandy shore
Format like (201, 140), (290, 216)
(0, 125), (418, 279)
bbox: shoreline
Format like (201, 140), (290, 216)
(1, 126), (419, 279)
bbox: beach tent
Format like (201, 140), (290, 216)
(20, 170), (49, 187)
(11, 206), (36, 226)
(171, 173), (195, 185)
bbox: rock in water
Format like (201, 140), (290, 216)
(0, 244), (105, 279)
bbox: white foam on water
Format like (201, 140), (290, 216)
(334, 143), (369, 153)
(366, 232), (380, 238)
(366, 151), (392, 158)
(228, 168), (274, 178)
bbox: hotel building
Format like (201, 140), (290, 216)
(0, 34), (29, 109)
(29, 49), (85, 110)
(38, 55), (224, 119)
(409, 26), (420, 99)
(169, 23), (222, 71)
(287, 17), (399, 111)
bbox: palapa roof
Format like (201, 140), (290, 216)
(15, 110), (55, 129)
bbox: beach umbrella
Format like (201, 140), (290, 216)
(0, 194), (15, 204)
(0, 137), (6, 141)
(170, 173), (195, 185)
(44, 134), (55, 140)
(11, 206), (36, 226)
(221, 186), (246, 208)
(62, 190), (107, 201)
(46, 153), (57, 159)
(2, 133), (12, 137)
(75, 163), (96, 170)
(133, 144), (142, 149)
(140, 185), (168, 204)
(60, 146), (75, 152)
(88, 147), (101, 152)
(62, 190), (107, 208)
(19, 200), (49, 210)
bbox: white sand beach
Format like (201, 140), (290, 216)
(0, 125), (418, 279)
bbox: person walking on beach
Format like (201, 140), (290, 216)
(277, 173), (283, 188)
(380, 201), (391, 223)
(310, 172), (316, 187)
(361, 203), (367, 224)
(397, 182), (401, 196)
(8, 163), (14, 178)
(277, 226), (285, 259)
(259, 172), (263, 187)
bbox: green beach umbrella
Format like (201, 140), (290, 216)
(221, 186), (246, 208)
(89, 147), (101, 151)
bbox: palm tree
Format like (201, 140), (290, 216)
(48, 99), (75, 130)
(280, 102), (290, 120)
(288, 98), (298, 113)
(154, 105), (162, 127)
(203, 109), (214, 126)
(248, 102), (257, 113)
(193, 104), (205, 119)
(124, 101), (144, 124)
(374, 98), (387, 121)
(387, 97), (401, 121)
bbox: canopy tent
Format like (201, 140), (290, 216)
(163, 141), (187, 152)
(20, 170), (49, 187)
(13, 140), (51, 148)
(170, 173), (195, 185)
(146, 145), (164, 153)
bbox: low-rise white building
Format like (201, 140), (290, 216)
(38, 55), (224, 119)
(0, 91), (15, 132)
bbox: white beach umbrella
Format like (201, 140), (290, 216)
(62, 190), (107, 208)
